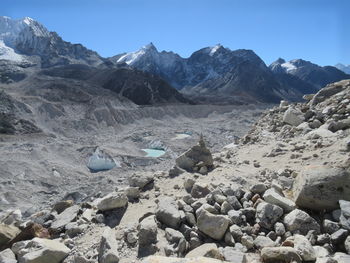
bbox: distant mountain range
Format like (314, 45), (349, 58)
(0, 16), (349, 105)
(335, 63), (350, 74)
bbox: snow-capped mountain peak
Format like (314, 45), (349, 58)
(209, 44), (222, 56)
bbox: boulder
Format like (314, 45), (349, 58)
(185, 243), (224, 260)
(284, 209), (320, 235)
(293, 166), (350, 211)
(263, 188), (296, 213)
(0, 248), (16, 263)
(138, 215), (158, 247)
(191, 183), (211, 198)
(176, 136), (213, 172)
(128, 173), (153, 189)
(253, 236), (275, 249)
(261, 247), (302, 263)
(0, 224), (20, 249)
(197, 210), (230, 240)
(221, 247), (245, 263)
(52, 200), (74, 214)
(96, 192), (128, 211)
(339, 200), (350, 230)
(50, 205), (80, 231)
(98, 227), (119, 263)
(255, 202), (283, 229)
(165, 228), (188, 256)
(8, 223), (50, 246)
(156, 197), (181, 229)
(12, 237), (70, 263)
(285, 234), (316, 261)
(142, 256), (230, 263)
(283, 107), (304, 126)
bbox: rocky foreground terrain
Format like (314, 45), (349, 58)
(0, 79), (349, 263)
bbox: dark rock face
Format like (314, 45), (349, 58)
(269, 59), (350, 90)
(40, 65), (192, 105)
(0, 91), (40, 134)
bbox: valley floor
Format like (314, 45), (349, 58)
(0, 104), (268, 214)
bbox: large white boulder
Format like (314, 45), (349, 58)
(283, 106), (304, 126)
(293, 166), (350, 211)
(96, 192), (128, 211)
(197, 210), (230, 240)
(12, 237), (70, 263)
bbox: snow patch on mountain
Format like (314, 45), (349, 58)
(0, 40), (24, 62)
(281, 61), (297, 72)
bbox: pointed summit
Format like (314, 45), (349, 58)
(142, 42), (157, 51)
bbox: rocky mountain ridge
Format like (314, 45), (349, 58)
(335, 64), (350, 74)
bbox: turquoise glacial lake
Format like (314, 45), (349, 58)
(142, 148), (166, 157)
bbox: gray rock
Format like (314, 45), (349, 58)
(323, 219), (340, 234)
(176, 136), (213, 172)
(241, 235), (254, 250)
(227, 210), (244, 225)
(229, 225), (243, 242)
(261, 247), (302, 263)
(221, 247), (244, 263)
(50, 205), (80, 231)
(96, 192), (128, 211)
(313, 245), (330, 258)
(293, 166), (350, 211)
(285, 234), (316, 261)
(284, 209), (320, 235)
(197, 210), (230, 240)
(250, 183), (267, 194)
(65, 222), (84, 237)
(138, 215), (157, 247)
(339, 200), (350, 230)
(98, 227), (119, 263)
(256, 202), (283, 230)
(128, 172), (153, 189)
(184, 178), (196, 192)
(253, 236), (275, 249)
(333, 252), (350, 263)
(191, 183), (211, 198)
(0, 248), (16, 263)
(224, 232), (235, 246)
(315, 258), (337, 263)
(345, 235), (350, 254)
(165, 228), (187, 256)
(331, 228), (348, 244)
(283, 106), (304, 126)
(125, 187), (140, 200)
(274, 222), (286, 236)
(156, 197), (181, 229)
(220, 201), (233, 215)
(263, 188), (296, 212)
(185, 243), (224, 260)
(226, 196), (242, 210)
(0, 223), (20, 248)
(12, 238), (70, 263)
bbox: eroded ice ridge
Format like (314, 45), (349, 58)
(87, 148), (118, 172)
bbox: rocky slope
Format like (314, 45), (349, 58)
(0, 79), (349, 263)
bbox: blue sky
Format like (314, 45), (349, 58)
(2, 0), (349, 66)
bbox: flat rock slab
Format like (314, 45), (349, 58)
(50, 205), (80, 231)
